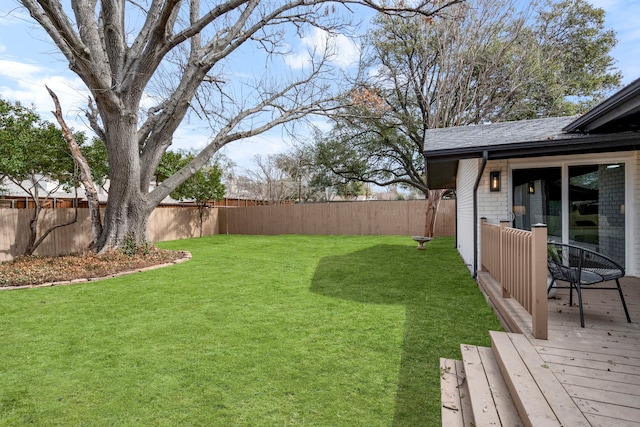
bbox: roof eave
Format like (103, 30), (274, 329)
(424, 131), (640, 163)
(563, 77), (640, 133)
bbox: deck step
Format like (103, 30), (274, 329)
(490, 331), (589, 427)
(461, 344), (523, 426)
(440, 358), (474, 426)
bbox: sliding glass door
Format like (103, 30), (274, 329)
(512, 163), (625, 267)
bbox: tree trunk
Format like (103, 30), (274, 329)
(24, 201), (40, 256)
(423, 189), (444, 238)
(95, 116), (153, 253)
(198, 204), (206, 238)
(96, 186), (151, 253)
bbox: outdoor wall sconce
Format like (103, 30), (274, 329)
(528, 181), (535, 194)
(489, 171), (500, 192)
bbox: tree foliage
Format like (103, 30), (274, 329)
(315, 0), (621, 197)
(521, 0), (621, 118)
(0, 99), (73, 184)
(0, 98), (105, 255)
(157, 151), (225, 236)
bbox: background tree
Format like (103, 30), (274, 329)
(17, 0), (460, 252)
(244, 154), (297, 203)
(314, 0), (620, 235)
(0, 98), (104, 255)
(235, 143), (366, 202)
(157, 151), (225, 237)
(516, 0), (621, 118)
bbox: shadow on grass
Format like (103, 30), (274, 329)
(310, 241), (497, 426)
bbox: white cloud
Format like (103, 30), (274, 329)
(0, 58), (90, 131)
(285, 27), (360, 70)
(0, 58), (43, 78)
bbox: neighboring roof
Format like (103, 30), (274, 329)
(423, 78), (640, 188)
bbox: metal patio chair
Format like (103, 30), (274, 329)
(547, 242), (631, 328)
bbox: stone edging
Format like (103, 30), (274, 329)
(0, 251), (192, 291)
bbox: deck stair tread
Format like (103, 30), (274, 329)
(490, 331), (589, 426)
(440, 358), (473, 426)
(460, 344), (523, 426)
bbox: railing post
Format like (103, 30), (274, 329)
(500, 221), (510, 298)
(531, 224), (548, 340)
(480, 218), (487, 272)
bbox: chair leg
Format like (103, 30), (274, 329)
(575, 283), (585, 328)
(616, 279), (632, 323)
(547, 278), (556, 294)
(569, 281), (574, 306)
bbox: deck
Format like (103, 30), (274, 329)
(441, 273), (640, 426)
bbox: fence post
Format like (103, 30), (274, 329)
(499, 221), (510, 298)
(531, 224), (548, 340)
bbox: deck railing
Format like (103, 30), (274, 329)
(480, 219), (548, 339)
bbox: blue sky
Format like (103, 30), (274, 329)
(0, 1), (638, 171)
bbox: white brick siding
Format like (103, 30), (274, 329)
(456, 159), (478, 272)
(477, 160), (509, 224)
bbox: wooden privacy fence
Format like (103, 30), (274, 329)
(219, 200), (455, 236)
(0, 208), (219, 262)
(0, 200), (455, 262)
(480, 219), (548, 339)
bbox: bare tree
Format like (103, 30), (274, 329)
(244, 154), (296, 203)
(17, 0), (459, 252)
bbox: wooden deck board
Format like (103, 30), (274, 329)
(461, 344), (503, 426)
(541, 353), (640, 375)
(476, 273), (640, 426)
(490, 331), (562, 426)
(476, 346), (523, 427)
(573, 398), (640, 424)
(584, 413), (640, 427)
(555, 371), (640, 395)
(535, 345), (640, 366)
(546, 363), (639, 384)
(440, 358), (472, 427)
(504, 332), (589, 426)
(563, 382), (640, 409)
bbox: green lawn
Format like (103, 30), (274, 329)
(0, 235), (501, 426)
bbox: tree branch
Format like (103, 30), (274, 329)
(47, 86), (103, 245)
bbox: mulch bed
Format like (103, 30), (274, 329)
(0, 249), (190, 289)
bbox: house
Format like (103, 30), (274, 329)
(424, 77), (640, 277)
(429, 79), (640, 425)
